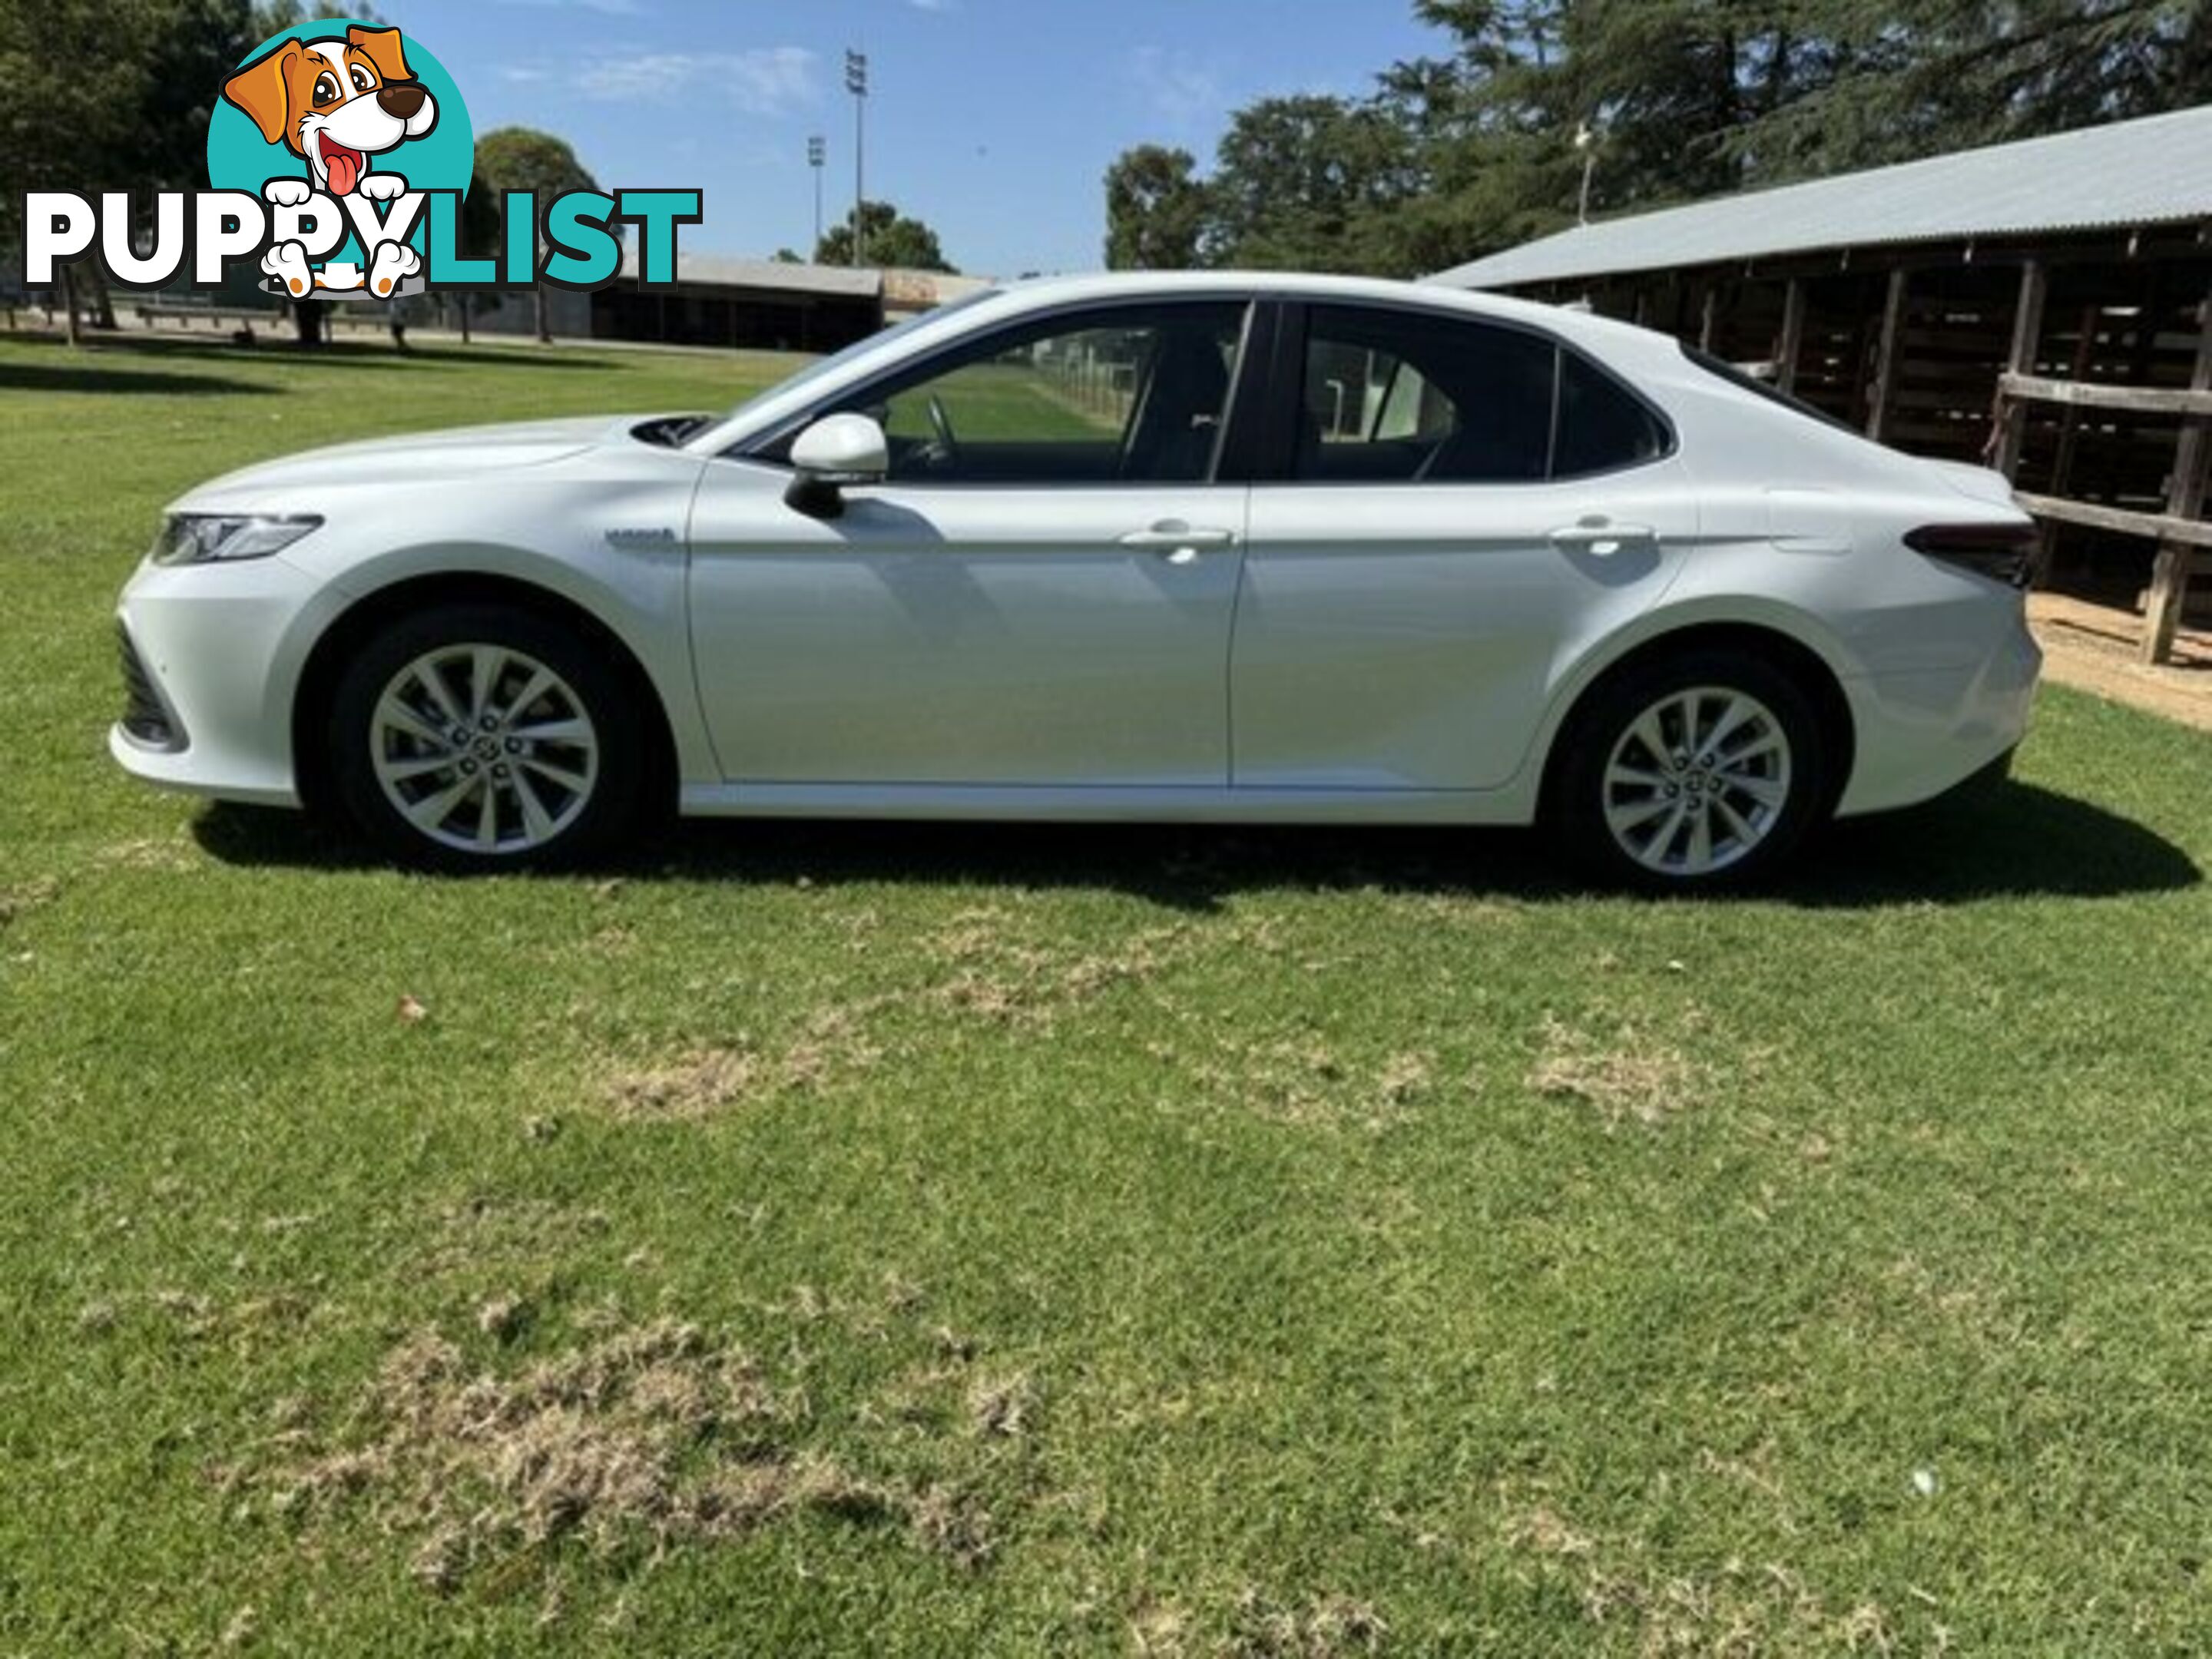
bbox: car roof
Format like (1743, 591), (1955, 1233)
(990, 268), (1652, 344)
(690, 268), (1689, 455)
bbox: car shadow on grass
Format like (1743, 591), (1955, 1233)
(0, 332), (618, 377)
(193, 780), (2198, 910)
(0, 357), (280, 396)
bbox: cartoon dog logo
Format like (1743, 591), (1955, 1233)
(221, 25), (437, 298)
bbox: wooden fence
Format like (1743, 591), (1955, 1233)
(1988, 267), (2212, 664)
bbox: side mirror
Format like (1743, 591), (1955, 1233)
(785, 412), (888, 520)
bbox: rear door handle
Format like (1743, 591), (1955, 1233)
(1549, 520), (1656, 557)
(1119, 524), (1237, 561)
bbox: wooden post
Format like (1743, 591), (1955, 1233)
(1697, 283), (1720, 353)
(2141, 286), (2212, 664)
(1865, 267), (1908, 441)
(2049, 303), (2102, 502)
(1775, 277), (1806, 395)
(1989, 260), (2047, 478)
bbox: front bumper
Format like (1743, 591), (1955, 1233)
(109, 553), (339, 808)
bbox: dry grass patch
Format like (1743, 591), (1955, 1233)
(600, 911), (1260, 1121)
(922, 907), (1197, 1025)
(606, 1003), (883, 1119)
(255, 1309), (1006, 1594)
(966, 1371), (1038, 1439)
(1526, 1012), (1704, 1127)
(1225, 1588), (1389, 1657)
(75, 1286), (322, 1346)
(397, 1198), (614, 1285)
(0, 875), (59, 927)
(1192, 1034), (1440, 1131)
(92, 834), (204, 872)
(1503, 1499), (1906, 1655)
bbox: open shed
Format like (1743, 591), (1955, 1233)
(1432, 106), (2212, 663)
(590, 253), (886, 355)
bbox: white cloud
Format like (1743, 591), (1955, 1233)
(1126, 47), (1226, 128)
(574, 47), (818, 114)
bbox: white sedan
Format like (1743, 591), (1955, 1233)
(111, 271), (2040, 886)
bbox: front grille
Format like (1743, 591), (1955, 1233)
(117, 623), (183, 750)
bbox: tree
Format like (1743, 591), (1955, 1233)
(1104, 145), (1210, 270)
(1100, 0), (2212, 282)
(0, 0), (384, 346)
(0, 0), (184, 343)
(253, 0), (379, 31)
(1205, 94), (1424, 273)
(1722, 0), (2212, 179)
(815, 200), (955, 272)
(470, 127), (599, 343)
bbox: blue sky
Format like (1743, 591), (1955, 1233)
(359, 0), (1444, 276)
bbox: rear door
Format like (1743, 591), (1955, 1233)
(1232, 301), (1698, 792)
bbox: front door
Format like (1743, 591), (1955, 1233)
(687, 300), (1253, 786)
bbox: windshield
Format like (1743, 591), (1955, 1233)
(718, 287), (1005, 426)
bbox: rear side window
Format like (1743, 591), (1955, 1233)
(1292, 305), (1670, 484)
(1296, 306), (1553, 483)
(1554, 351), (1669, 477)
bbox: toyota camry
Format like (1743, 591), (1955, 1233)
(111, 271), (2041, 886)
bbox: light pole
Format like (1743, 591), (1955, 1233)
(1574, 121), (1598, 227)
(844, 49), (869, 268)
(806, 134), (826, 256)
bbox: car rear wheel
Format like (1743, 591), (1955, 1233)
(327, 604), (645, 870)
(1551, 648), (1830, 890)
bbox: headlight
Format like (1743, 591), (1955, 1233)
(150, 513), (323, 566)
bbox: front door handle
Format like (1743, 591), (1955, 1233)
(1119, 524), (1237, 560)
(1549, 519), (1657, 557)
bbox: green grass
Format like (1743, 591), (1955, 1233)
(3, 329), (2211, 1655)
(886, 359), (1125, 442)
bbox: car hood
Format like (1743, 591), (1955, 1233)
(178, 414), (684, 504)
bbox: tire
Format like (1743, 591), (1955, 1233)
(326, 603), (647, 872)
(1548, 647), (1830, 891)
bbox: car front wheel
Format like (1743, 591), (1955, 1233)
(1552, 648), (1830, 890)
(326, 604), (646, 870)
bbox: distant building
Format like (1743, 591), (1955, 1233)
(1432, 105), (2212, 660)
(465, 252), (992, 351)
(15, 246), (992, 354)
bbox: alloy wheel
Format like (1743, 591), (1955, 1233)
(1601, 685), (1793, 878)
(368, 644), (601, 855)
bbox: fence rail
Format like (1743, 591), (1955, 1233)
(1988, 267), (2210, 664)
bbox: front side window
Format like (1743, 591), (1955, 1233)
(1296, 306), (1555, 484)
(798, 302), (1249, 485)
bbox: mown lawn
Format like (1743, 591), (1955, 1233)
(2, 329), (2210, 1656)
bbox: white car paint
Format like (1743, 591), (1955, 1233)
(111, 270), (2040, 858)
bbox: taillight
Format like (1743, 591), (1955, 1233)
(1905, 522), (2038, 588)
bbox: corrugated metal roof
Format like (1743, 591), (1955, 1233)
(1429, 104), (2212, 290)
(617, 249), (882, 296)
